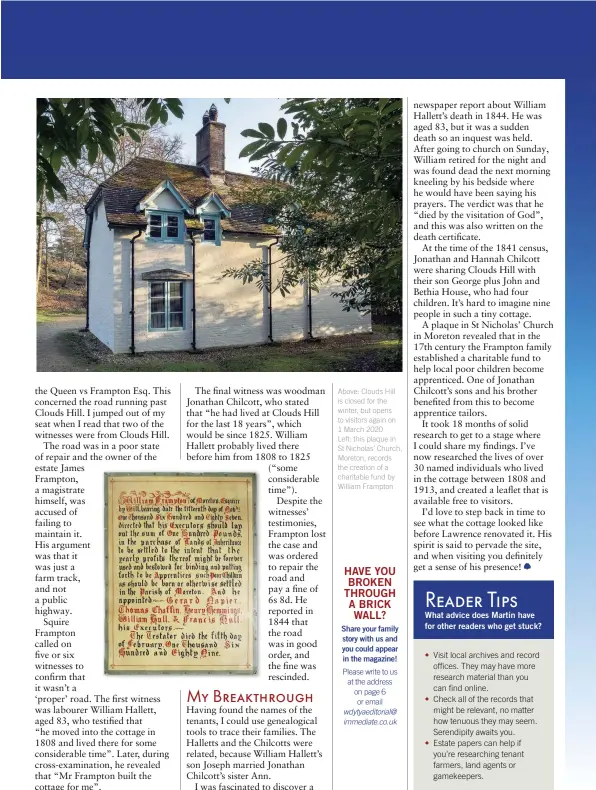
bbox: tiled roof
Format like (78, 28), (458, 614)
(86, 157), (278, 236)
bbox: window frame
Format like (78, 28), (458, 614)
(148, 281), (185, 332)
(146, 210), (184, 243)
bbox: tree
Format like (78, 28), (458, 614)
(36, 192), (58, 292)
(37, 98), (185, 201)
(49, 99), (186, 242)
(225, 98), (402, 316)
(50, 218), (85, 267)
(37, 98), (188, 297)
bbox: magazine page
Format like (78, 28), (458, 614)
(1, 3), (594, 790)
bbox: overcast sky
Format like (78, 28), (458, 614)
(167, 98), (288, 174)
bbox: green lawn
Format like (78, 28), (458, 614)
(37, 310), (83, 323)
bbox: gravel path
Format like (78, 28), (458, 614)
(37, 315), (86, 372)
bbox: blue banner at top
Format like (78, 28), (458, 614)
(414, 580), (554, 639)
(2, 1), (596, 79)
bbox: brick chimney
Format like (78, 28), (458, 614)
(196, 103), (225, 175)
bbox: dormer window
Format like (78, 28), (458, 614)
(196, 193), (230, 247)
(137, 180), (192, 244)
(147, 211), (183, 243)
(201, 214), (221, 245)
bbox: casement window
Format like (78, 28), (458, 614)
(200, 214), (222, 245)
(149, 282), (185, 330)
(147, 211), (184, 242)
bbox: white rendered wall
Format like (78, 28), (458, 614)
(194, 235), (268, 349)
(269, 246), (308, 342)
(311, 276), (372, 336)
(106, 228), (371, 354)
(113, 230), (269, 353)
(114, 230), (192, 354)
(88, 200), (115, 350)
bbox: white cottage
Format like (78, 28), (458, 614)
(83, 105), (370, 354)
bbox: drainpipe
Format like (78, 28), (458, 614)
(266, 237), (279, 342)
(307, 270), (313, 339)
(187, 229), (200, 351)
(85, 245), (91, 331)
(83, 212), (93, 331)
(130, 229), (143, 354)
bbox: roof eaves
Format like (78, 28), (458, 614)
(84, 185), (103, 213)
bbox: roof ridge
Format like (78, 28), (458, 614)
(132, 155), (196, 169)
(224, 169), (265, 180)
(103, 156), (200, 185)
(104, 157), (266, 185)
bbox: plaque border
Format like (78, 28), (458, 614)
(104, 471), (258, 675)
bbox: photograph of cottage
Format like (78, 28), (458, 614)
(36, 98), (402, 372)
